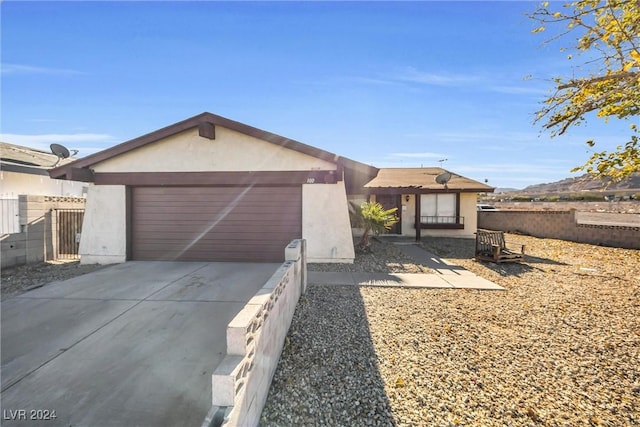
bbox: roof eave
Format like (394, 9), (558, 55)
(365, 186), (495, 192)
(50, 112), (376, 180)
(1, 163), (50, 176)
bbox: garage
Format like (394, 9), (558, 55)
(49, 112), (366, 264)
(131, 186), (302, 262)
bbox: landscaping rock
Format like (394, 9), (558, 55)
(262, 234), (640, 426)
(308, 238), (432, 274)
(1, 261), (105, 300)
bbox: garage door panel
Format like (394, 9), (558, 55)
(133, 235), (296, 246)
(133, 247), (288, 261)
(133, 219), (301, 230)
(134, 231), (298, 240)
(134, 252), (282, 262)
(134, 187), (287, 197)
(131, 186), (302, 262)
(133, 225), (300, 234)
(133, 212), (301, 222)
(134, 198), (296, 209)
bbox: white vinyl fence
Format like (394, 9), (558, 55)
(0, 198), (20, 234)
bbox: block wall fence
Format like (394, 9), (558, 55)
(478, 210), (639, 249)
(202, 239), (307, 427)
(1, 195), (86, 269)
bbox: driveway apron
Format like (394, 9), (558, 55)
(1, 261), (279, 427)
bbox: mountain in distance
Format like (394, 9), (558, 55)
(494, 187), (519, 193)
(497, 172), (640, 194)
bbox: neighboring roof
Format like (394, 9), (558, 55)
(364, 168), (494, 192)
(49, 112), (377, 180)
(1, 141), (75, 176)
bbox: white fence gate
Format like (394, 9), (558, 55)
(0, 198), (20, 234)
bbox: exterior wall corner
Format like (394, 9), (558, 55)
(302, 182), (355, 263)
(78, 184), (127, 264)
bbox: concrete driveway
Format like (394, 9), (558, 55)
(1, 261), (279, 427)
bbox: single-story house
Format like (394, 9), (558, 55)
(49, 112), (492, 264)
(364, 168), (492, 240)
(1, 142), (87, 198)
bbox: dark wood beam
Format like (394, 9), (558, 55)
(369, 188), (484, 195)
(93, 170), (342, 186)
(68, 167), (95, 182)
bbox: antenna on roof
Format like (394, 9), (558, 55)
(438, 158), (448, 166)
(50, 143), (78, 167)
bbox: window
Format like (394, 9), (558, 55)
(419, 193), (463, 228)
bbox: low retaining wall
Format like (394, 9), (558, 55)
(202, 239), (307, 427)
(478, 210), (640, 249)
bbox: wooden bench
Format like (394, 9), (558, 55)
(475, 229), (525, 263)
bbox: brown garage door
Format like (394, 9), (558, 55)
(131, 186), (302, 262)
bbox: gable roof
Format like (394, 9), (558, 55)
(1, 141), (76, 176)
(364, 168), (494, 192)
(49, 112), (377, 181)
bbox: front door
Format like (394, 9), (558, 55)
(375, 194), (402, 234)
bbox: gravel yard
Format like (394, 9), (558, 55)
(1, 260), (105, 300)
(262, 234), (640, 426)
(309, 238), (433, 274)
(2, 237), (638, 425)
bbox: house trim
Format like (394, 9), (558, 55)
(92, 170), (341, 186)
(0, 163), (50, 176)
(125, 186), (133, 260)
(367, 187), (490, 195)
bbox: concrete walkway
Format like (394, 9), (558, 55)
(309, 242), (503, 291)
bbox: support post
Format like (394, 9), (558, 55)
(414, 193), (421, 242)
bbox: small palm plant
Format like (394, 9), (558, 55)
(351, 201), (399, 252)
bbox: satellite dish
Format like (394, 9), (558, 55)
(50, 143), (71, 167)
(435, 172), (452, 186)
(51, 143), (71, 159)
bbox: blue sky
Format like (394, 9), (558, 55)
(1, 1), (633, 189)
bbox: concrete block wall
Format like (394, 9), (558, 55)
(574, 223), (640, 248)
(1, 195), (86, 269)
(204, 239), (307, 427)
(478, 210), (640, 249)
(1, 233), (28, 268)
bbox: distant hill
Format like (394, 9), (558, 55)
(504, 173), (640, 194)
(494, 187), (519, 194)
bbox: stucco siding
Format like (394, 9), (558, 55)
(303, 182), (355, 263)
(396, 192), (477, 238)
(79, 185), (127, 264)
(92, 127), (336, 173)
(1, 171), (86, 198)
(418, 192), (477, 237)
(461, 193), (478, 235)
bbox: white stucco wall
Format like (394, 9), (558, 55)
(460, 193), (479, 236)
(303, 181), (355, 263)
(399, 192), (478, 238)
(79, 184), (127, 264)
(0, 170), (87, 198)
(93, 127), (336, 173)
